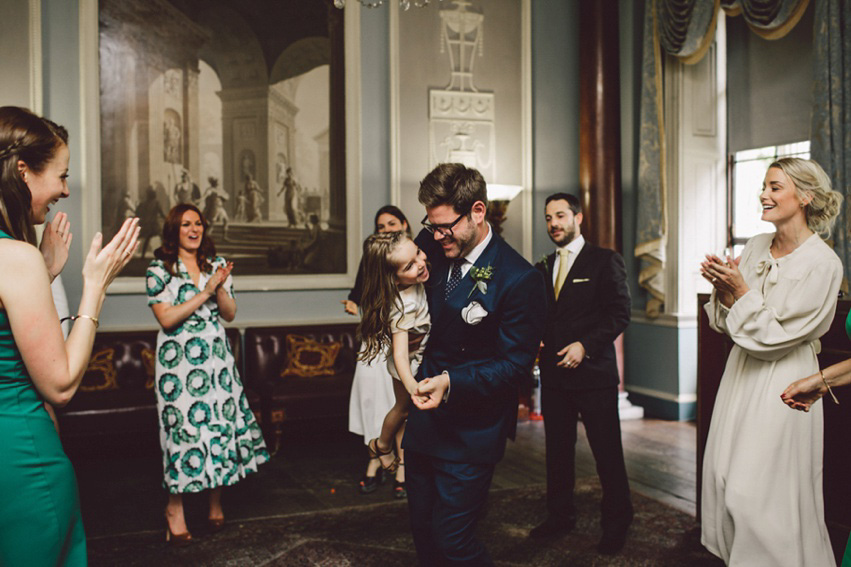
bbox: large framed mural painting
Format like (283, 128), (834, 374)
(91, 0), (359, 291)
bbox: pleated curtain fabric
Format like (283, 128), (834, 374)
(811, 0), (851, 292)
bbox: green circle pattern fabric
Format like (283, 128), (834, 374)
(147, 257), (268, 494)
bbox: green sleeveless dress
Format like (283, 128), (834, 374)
(0, 229), (86, 565)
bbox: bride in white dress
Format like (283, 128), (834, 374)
(700, 158), (842, 566)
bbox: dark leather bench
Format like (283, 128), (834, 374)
(244, 323), (358, 453)
(56, 327), (256, 451)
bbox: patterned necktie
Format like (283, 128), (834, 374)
(445, 259), (464, 298)
(554, 248), (570, 300)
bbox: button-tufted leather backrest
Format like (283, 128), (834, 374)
(244, 323), (358, 384)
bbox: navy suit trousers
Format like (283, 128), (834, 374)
(406, 450), (495, 566)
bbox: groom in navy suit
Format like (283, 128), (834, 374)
(406, 163), (546, 565)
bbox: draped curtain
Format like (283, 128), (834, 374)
(810, 0), (851, 287)
(635, 0), (811, 316)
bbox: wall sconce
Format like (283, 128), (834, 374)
(486, 184), (523, 235)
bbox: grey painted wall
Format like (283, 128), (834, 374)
(531, 0), (579, 262)
(0, 0), (33, 108)
(43, 0), (85, 318)
(35, 0), (693, 419)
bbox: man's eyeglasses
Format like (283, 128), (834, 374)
(421, 210), (468, 238)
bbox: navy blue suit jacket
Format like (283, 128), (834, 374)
(404, 228), (546, 465)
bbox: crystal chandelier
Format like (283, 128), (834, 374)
(333, 0), (442, 10)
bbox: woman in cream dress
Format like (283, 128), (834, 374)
(700, 158), (842, 566)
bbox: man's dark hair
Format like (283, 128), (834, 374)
(418, 163), (488, 214)
(545, 192), (581, 215)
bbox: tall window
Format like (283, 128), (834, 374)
(728, 140), (810, 256)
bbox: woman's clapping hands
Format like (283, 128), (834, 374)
(700, 254), (747, 307)
(205, 261), (234, 296)
(82, 217), (140, 290)
(40, 212), (72, 280)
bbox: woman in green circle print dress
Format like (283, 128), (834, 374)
(0, 106), (140, 566)
(783, 308), (851, 567)
(147, 204), (267, 544)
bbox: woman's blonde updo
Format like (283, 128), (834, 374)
(769, 157), (843, 238)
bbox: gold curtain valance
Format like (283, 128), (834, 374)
(657, 0), (810, 64)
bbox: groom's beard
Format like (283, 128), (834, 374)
(438, 221), (477, 259)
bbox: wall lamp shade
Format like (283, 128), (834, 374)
(485, 184), (523, 236)
(486, 184), (523, 202)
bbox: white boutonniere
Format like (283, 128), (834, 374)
(461, 301), (489, 325)
(467, 264), (494, 298)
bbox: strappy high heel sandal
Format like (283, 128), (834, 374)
(393, 462), (407, 499)
(367, 438), (400, 473)
(359, 466), (384, 494)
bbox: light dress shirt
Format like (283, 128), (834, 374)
(452, 222), (494, 278)
(552, 234), (585, 286)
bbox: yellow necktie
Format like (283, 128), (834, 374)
(554, 248), (570, 299)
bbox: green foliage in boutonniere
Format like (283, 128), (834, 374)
(468, 264), (494, 298)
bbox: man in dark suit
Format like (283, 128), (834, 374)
(406, 163), (546, 565)
(530, 192), (633, 555)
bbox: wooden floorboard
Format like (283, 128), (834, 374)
(499, 418), (697, 517)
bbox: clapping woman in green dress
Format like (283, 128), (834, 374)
(147, 204), (268, 545)
(0, 106), (139, 566)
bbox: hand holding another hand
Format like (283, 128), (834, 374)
(412, 373), (450, 410)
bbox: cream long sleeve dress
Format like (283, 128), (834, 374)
(702, 232), (841, 566)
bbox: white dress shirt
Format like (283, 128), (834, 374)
(552, 234), (585, 287)
(455, 222), (494, 277)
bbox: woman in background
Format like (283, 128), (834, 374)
(345, 205), (411, 498)
(700, 158), (842, 566)
(0, 105), (139, 566)
(147, 204), (268, 544)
